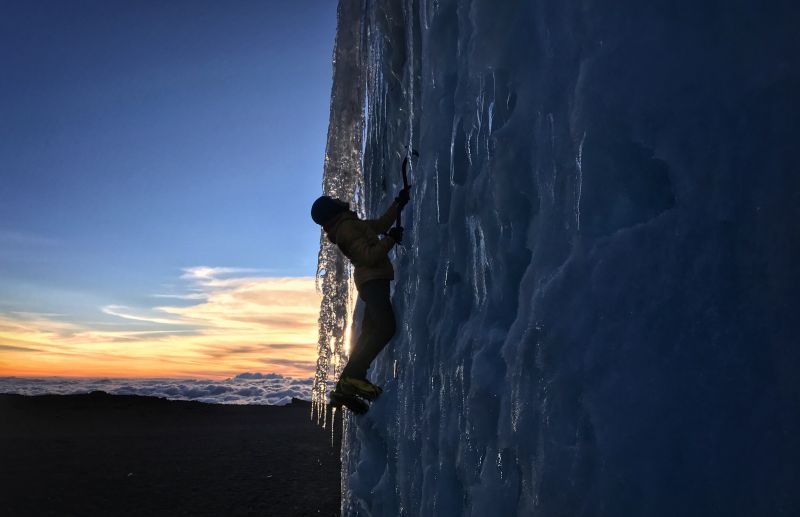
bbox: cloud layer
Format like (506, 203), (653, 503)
(0, 372), (317, 406)
(0, 267), (322, 378)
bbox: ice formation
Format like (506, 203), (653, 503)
(311, 0), (367, 426)
(318, 1), (799, 515)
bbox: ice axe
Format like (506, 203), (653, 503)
(395, 149), (419, 238)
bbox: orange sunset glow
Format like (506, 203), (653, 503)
(0, 268), (321, 379)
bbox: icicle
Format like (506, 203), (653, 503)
(311, 0), (367, 424)
(331, 406), (337, 447)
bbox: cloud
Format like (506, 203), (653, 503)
(150, 293), (207, 300)
(0, 267), (322, 378)
(0, 373), (315, 406)
(261, 343), (308, 350)
(0, 344), (40, 352)
(235, 372), (286, 380)
(259, 358), (318, 371)
(100, 305), (191, 326)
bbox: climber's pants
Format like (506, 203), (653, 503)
(341, 279), (396, 380)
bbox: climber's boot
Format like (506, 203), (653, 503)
(337, 376), (383, 401)
(329, 389), (369, 415)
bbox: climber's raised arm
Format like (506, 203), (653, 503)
(367, 188), (410, 234)
(366, 202), (399, 234)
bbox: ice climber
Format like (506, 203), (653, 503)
(311, 187), (410, 410)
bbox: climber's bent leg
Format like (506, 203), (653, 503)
(341, 279), (395, 380)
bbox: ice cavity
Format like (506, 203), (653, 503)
(321, 1), (799, 516)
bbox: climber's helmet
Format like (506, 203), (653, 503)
(311, 195), (349, 226)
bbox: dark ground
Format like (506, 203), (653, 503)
(0, 392), (341, 517)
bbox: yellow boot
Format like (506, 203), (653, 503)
(336, 376), (383, 401)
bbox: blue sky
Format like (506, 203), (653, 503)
(0, 1), (334, 322)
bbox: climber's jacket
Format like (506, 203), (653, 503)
(323, 202), (399, 289)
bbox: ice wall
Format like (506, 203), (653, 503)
(339, 1), (799, 515)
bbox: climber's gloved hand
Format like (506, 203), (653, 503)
(387, 226), (404, 245)
(394, 187), (411, 210)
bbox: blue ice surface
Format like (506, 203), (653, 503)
(327, 1), (800, 515)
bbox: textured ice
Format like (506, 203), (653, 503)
(320, 1), (800, 516)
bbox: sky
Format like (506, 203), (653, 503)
(0, 1), (336, 379)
